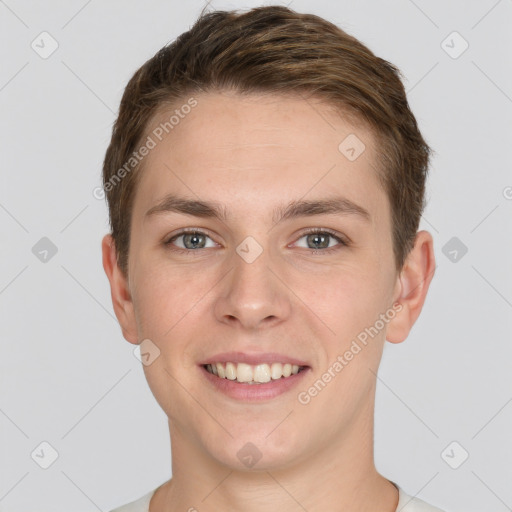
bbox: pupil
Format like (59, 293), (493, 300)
(185, 233), (204, 249)
(310, 233), (328, 249)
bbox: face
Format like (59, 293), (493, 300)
(110, 91), (409, 470)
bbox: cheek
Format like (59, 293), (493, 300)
(131, 261), (192, 341)
(304, 263), (387, 338)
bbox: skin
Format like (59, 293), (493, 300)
(102, 90), (435, 512)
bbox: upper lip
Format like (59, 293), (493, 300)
(199, 351), (310, 367)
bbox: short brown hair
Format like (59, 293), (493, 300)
(102, 5), (431, 276)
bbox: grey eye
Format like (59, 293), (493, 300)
(295, 231), (343, 250)
(167, 231), (216, 250)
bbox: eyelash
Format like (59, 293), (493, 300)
(164, 227), (349, 255)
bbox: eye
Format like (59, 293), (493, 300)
(164, 229), (217, 252)
(293, 228), (349, 253)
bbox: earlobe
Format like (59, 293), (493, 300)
(101, 234), (139, 344)
(386, 230), (436, 344)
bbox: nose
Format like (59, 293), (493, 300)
(213, 243), (291, 330)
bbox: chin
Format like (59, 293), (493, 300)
(202, 427), (304, 473)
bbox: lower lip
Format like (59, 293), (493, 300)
(200, 365), (310, 401)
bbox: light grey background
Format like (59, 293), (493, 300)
(1, 1), (511, 511)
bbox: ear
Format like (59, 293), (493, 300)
(101, 234), (139, 344)
(386, 230), (436, 344)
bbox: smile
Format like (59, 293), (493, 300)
(204, 362), (306, 384)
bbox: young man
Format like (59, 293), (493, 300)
(102, 6), (444, 512)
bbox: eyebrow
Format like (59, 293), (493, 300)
(145, 193), (371, 224)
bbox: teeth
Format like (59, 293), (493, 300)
(236, 363), (253, 383)
(254, 364), (271, 383)
(205, 362), (304, 382)
(225, 362), (237, 380)
(216, 363), (225, 378)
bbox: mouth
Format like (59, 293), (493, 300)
(202, 362), (308, 384)
(199, 360), (310, 401)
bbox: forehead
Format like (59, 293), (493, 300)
(133, 91), (387, 223)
